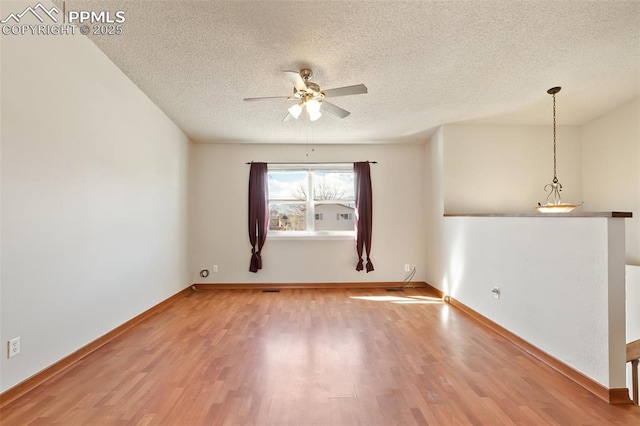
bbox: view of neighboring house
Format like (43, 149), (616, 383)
(314, 203), (355, 231)
(269, 203), (355, 232)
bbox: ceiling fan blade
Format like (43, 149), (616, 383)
(321, 101), (351, 119)
(283, 70), (307, 92)
(243, 96), (290, 102)
(322, 84), (368, 98)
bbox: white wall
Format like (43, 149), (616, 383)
(443, 124), (582, 214)
(627, 265), (640, 391)
(424, 128), (445, 288)
(628, 269), (640, 343)
(1, 31), (190, 391)
(582, 97), (640, 265)
(581, 97), (640, 393)
(440, 215), (626, 388)
(189, 143), (427, 284)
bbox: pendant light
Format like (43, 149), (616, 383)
(536, 86), (581, 213)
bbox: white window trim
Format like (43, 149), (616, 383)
(268, 164), (356, 239)
(268, 230), (355, 240)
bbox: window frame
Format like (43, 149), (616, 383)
(267, 164), (356, 239)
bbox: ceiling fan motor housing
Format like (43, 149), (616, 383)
(305, 82), (322, 95)
(300, 68), (313, 81)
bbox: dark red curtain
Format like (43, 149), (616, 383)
(248, 162), (269, 272)
(354, 162), (374, 272)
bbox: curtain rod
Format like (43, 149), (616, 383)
(245, 161), (377, 165)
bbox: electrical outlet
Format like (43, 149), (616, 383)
(491, 287), (501, 299)
(213, 265), (218, 273)
(8, 337), (20, 358)
(404, 264), (410, 272)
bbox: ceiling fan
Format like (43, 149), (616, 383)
(243, 68), (368, 122)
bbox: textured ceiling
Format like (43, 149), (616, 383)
(69, 0), (639, 143)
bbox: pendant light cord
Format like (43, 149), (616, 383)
(552, 91), (558, 184)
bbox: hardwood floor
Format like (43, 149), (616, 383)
(2, 288), (639, 425)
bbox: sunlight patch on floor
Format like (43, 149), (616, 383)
(349, 295), (443, 304)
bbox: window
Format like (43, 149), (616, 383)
(267, 165), (355, 236)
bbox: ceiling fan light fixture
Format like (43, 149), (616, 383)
(244, 69), (367, 121)
(309, 111), (322, 122)
(288, 102), (304, 119)
(306, 99), (322, 121)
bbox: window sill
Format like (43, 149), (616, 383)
(268, 231), (355, 241)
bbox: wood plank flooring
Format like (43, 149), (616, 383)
(2, 288), (639, 425)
